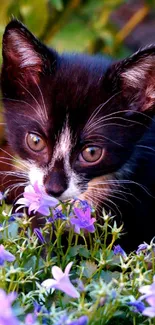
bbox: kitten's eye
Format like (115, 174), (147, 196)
(26, 133), (46, 152)
(80, 146), (104, 163)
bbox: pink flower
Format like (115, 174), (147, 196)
(139, 276), (155, 317)
(41, 262), (80, 298)
(0, 289), (19, 325)
(16, 182), (58, 216)
(70, 206), (96, 234)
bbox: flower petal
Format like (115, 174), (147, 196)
(139, 285), (151, 294)
(57, 277), (80, 298)
(15, 198), (30, 206)
(37, 206), (50, 216)
(146, 294), (155, 307)
(52, 266), (64, 280)
(74, 208), (84, 219)
(65, 262), (73, 276)
(41, 279), (57, 288)
(142, 306), (155, 317)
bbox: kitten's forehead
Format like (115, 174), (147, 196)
(49, 120), (73, 170)
(54, 121), (72, 160)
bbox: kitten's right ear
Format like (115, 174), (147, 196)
(2, 19), (57, 85)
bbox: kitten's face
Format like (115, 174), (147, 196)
(1, 20), (155, 210)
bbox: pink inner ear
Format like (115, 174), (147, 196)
(7, 30), (42, 71)
(121, 56), (155, 111)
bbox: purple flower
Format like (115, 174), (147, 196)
(128, 300), (145, 313)
(139, 275), (155, 317)
(41, 262), (80, 298)
(0, 192), (3, 200)
(142, 306), (155, 317)
(68, 316), (88, 325)
(139, 275), (155, 299)
(113, 245), (127, 258)
(53, 208), (67, 221)
(70, 207), (96, 234)
(73, 198), (90, 212)
(0, 289), (19, 325)
(136, 243), (149, 254)
(16, 181), (59, 216)
(0, 245), (15, 266)
(34, 228), (46, 244)
(25, 313), (36, 325)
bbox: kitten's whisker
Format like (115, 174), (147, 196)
(0, 160), (28, 172)
(3, 98), (44, 123)
(0, 157), (29, 173)
(18, 81), (46, 123)
(15, 112), (47, 132)
(85, 117), (148, 135)
(0, 148), (29, 170)
(136, 144), (155, 153)
(34, 82), (48, 121)
(84, 134), (123, 147)
(94, 109), (153, 123)
(3, 98), (42, 120)
(84, 91), (122, 133)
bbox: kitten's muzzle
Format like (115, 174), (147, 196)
(44, 170), (68, 198)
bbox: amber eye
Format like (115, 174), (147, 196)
(26, 133), (46, 152)
(81, 146), (103, 163)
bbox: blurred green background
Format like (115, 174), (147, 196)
(0, 0), (154, 61)
(0, 0), (155, 147)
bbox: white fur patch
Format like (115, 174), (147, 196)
(59, 172), (81, 200)
(53, 124), (72, 162)
(28, 164), (44, 186)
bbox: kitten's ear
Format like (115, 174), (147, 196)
(2, 19), (57, 83)
(107, 46), (155, 113)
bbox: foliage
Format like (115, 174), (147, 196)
(0, 188), (155, 324)
(0, 0), (153, 61)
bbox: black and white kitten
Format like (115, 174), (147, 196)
(1, 20), (155, 251)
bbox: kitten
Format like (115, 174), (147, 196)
(1, 19), (155, 251)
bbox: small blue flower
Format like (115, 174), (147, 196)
(0, 245), (15, 266)
(34, 228), (46, 244)
(9, 213), (24, 222)
(136, 243), (149, 254)
(128, 300), (145, 313)
(53, 208), (67, 221)
(113, 245), (127, 258)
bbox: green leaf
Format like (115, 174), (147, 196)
(81, 260), (97, 278)
(51, 18), (95, 52)
(20, 0), (48, 37)
(50, 0), (64, 11)
(79, 247), (90, 258)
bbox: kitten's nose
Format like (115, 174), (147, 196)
(44, 171), (68, 198)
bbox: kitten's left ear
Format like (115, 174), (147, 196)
(107, 46), (155, 113)
(2, 19), (57, 83)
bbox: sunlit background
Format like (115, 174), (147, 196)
(0, 0), (154, 190)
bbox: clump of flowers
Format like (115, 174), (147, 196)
(0, 183), (154, 324)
